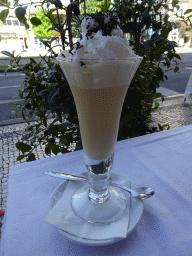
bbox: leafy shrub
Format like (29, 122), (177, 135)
(0, 0), (181, 161)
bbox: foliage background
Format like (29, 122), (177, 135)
(80, 0), (100, 15)
(0, 0), (181, 161)
(31, 7), (53, 39)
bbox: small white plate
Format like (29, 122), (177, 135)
(49, 173), (143, 246)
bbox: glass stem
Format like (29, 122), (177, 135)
(85, 153), (114, 204)
(87, 172), (112, 204)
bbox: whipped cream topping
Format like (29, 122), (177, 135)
(60, 12), (136, 60)
(81, 12), (120, 37)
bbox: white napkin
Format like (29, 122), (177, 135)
(45, 173), (131, 240)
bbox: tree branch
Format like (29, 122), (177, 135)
(66, 7), (73, 49)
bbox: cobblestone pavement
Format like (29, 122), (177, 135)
(150, 96), (192, 128)
(0, 95), (192, 238)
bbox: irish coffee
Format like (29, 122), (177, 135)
(70, 85), (127, 160)
(59, 58), (142, 161)
(59, 57), (141, 161)
(57, 12), (143, 224)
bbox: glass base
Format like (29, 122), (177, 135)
(71, 184), (127, 224)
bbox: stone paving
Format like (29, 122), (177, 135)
(151, 96), (192, 128)
(0, 95), (192, 238)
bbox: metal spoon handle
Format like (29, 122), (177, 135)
(45, 171), (133, 195)
(45, 172), (86, 181)
(45, 171), (154, 199)
(45, 172), (131, 190)
(111, 182), (132, 194)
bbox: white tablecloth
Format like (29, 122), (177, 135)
(1, 125), (192, 256)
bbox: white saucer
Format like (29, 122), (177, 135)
(49, 173), (143, 246)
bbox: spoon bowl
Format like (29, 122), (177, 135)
(110, 183), (155, 200)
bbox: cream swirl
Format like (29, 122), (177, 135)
(60, 12), (136, 60)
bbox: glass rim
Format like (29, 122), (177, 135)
(57, 56), (143, 61)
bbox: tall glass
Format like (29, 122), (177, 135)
(57, 57), (142, 223)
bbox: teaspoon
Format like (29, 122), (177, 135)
(45, 171), (154, 200)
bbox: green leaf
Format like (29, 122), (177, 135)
(0, 8), (9, 23)
(10, 103), (23, 107)
(30, 57), (37, 64)
(34, 65), (42, 73)
(25, 125), (36, 132)
(47, 26), (57, 32)
(13, 0), (19, 7)
(43, 117), (47, 127)
(147, 34), (161, 46)
(158, 124), (163, 131)
(60, 147), (69, 154)
(161, 26), (169, 40)
(154, 92), (162, 99)
(0, 0), (8, 6)
(30, 17), (42, 26)
(22, 109), (26, 120)
(53, 0), (63, 8)
(16, 141), (32, 154)
(23, 63), (31, 70)
(22, 16), (30, 29)
(15, 6), (26, 22)
(158, 123), (170, 131)
(26, 153), (36, 162)
(40, 39), (50, 48)
(47, 143), (55, 150)
(156, 67), (163, 80)
(68, 2), (80, 15)
(184, 9), (192, 15)
(17, 155), (26, 161)
(173, 53), (181, 60)
(47, 143), (60, 155)
(154, 3), (161, 12)
(167, 50), (173, 60)
(172, 0), (179, 8)
(52, 145), (60, 155)
(155, 102), (159, 108)
(4, 68), (8, 76)
(174, 66), (179, 72)
(59, 136), (68, 145)
(48, 125), (58, 136)
(1, 50), (14, 58)
(155, 42), (165, 53)
(22, 133), (33, 141)
(45, 147), (51, 155)
(162, 4), (168, 10)
(16, 55), (22, 64)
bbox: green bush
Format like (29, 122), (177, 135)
(0, 0), (180, 161)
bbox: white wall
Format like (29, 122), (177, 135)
(0, 0), (70, 53)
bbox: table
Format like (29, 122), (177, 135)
(1, 125), (192, 256)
